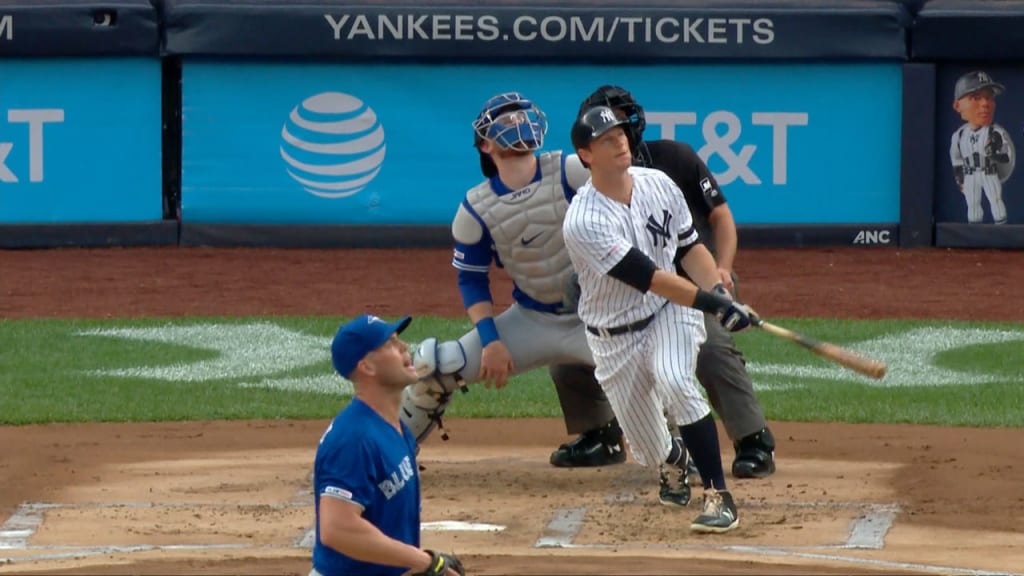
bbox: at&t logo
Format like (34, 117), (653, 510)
(0, 109), (65, 183)
(279, 92), (386, 198)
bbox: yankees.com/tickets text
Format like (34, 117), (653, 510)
(324, 14), (775, 45)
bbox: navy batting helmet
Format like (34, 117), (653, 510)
(579, 85), (645, 146)
(572, 105), (629, 150)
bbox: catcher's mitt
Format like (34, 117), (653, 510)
(412, 549), (465, 576)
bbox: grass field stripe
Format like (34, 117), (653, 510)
(79, 323), (328, 382)
(750, 327), (1024, 387)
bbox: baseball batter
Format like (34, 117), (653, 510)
(578, 85), (776, 479)
(950, 70), (1016, 224)
(400, 92), (627, 470)
(564, 105), (756, 533)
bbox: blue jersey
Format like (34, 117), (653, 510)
(312, 398), (420, 576)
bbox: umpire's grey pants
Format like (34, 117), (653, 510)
(697, 312), (767, 441)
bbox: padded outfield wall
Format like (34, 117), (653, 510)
(0, 0), (1020, 249)
(913, 0), (1024, 248)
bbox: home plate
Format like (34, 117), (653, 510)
(422, 521), (505, 532)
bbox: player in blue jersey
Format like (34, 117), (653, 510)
(311, 314), (464, 576)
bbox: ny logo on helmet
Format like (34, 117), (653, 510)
(600, 109), (616, 124)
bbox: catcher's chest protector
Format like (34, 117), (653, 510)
(467, 151), (575, 305)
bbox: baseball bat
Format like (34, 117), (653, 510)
(750, 315), (887, 380)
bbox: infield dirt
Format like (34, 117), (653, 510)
(1, 246), (1022, 575)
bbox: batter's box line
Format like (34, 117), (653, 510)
(532, 506), (1017, 576)
(0, 543), (276, 565)
(0, 500), (312, 554)
(539, 501), (899, 551)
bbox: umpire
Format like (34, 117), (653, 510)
(577, 85), (776, 479)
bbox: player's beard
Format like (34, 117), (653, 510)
(492, 147), (533, 161)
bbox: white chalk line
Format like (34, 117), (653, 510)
(533, 499), (1021, 576)
(3, 500), (1021, 576)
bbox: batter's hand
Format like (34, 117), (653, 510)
(480, 341), (515, 389)
(716, 269), (735, 294)
(719, 301), (755, 332)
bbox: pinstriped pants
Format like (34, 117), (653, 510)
(585, 303), (709, 468)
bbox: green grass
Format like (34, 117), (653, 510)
(1, 316), (1022, 427)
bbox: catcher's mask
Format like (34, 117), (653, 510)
(473, 92), (548, 153)
(579, 85), (645, 149)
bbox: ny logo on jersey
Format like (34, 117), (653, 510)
(646, 210), (673, 247)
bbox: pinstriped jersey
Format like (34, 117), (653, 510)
(563, 166), (699, 329)
(950, 123), (1015, 180)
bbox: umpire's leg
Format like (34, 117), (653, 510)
(548, 363), (624, 467)
(697, 313), (776, 478)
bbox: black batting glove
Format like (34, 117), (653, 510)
(694, 285), (755, 332)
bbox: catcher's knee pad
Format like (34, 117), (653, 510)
(401, 338), (468, 444)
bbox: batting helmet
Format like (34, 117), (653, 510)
(579, 85), (646, 147)
(571, 106), (630, 150)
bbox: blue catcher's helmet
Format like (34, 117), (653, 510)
(472, 92), (548, 152)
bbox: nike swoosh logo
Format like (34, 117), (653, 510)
(521, 232), (544, 246)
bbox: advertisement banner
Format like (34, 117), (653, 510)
(164, 0), (909, 60)
(181, 62), (902, 226)
(933, 65), (1024, 228)
(0, 59), (162, 224)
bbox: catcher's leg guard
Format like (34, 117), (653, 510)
(400, 338), (468, 445)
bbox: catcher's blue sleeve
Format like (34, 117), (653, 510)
(452, 201), (495, 308)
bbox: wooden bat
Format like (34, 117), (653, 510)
(749, 315), (887, 380)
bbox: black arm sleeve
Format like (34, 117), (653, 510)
(692, 289), (733, 314)
(608, 247), (659, 293)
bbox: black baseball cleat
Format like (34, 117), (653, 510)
(685, 454), (702, 486)
(732, 427), (776, 479)
(690, 489), (739, 533)
(549, 420), (626, 468)
(658, 463), (691, 507)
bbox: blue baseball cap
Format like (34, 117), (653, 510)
(330, 314), (413, 379)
